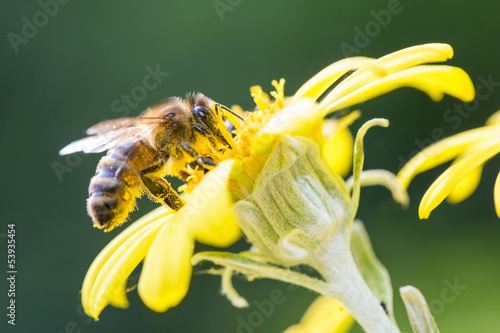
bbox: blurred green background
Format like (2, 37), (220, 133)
(1, 0), (500, 332)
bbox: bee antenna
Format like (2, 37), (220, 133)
(218, 104), (244, 121)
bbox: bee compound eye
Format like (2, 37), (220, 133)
(193, 105), (207, 118)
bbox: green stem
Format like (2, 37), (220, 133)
(311, 226), (399, 333)
(193, 249), (399, 333)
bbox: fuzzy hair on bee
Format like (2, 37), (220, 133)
(59, 93), (243, 232)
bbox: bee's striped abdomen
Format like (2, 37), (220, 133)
(87, 139), (155, 231)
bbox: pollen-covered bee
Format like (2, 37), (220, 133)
(59, 93), (243, 232)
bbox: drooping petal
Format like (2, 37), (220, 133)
(446, 165), (483, 204)
(85, 214), (168, 319)
(398, 125), (500, 188)
(183, 159), (241, 247)
(284, 296), (354, 333)
(494, 170), (500, 218)
(419, 137), (500, 219)
(81, 206), (172, 318)
(320, 65), (475, 116)
(398, 126), (500, 187)
(332, 43), (454, 100)
(138, 215), (194, 312)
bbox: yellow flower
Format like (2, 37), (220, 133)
(398, 110), (500, 219)
(284, 296), (354, 333)
(81, 43), (474, 323)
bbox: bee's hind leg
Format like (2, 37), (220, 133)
(140, 165), (185, 211)
(177, 142), (216, 169)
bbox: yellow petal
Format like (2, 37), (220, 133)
(320, 65), (475, 115)
(376, 43), (453, 67)
(322, 125), (354, 177)
(495, 171), (500, 218)
(419, 137), (500, 219)
(138, 215), (194, 312)
(290, 57), (381, 104)
(398, 125), (500, 188)
(321, 111), (360, 177)
(85, 214), (168, 319)
(283, 296), (354, 333)
(446, 165), (483, 204)
(486, 110), (500, 126)
(81, 206), (172, 319)
(108, 278), (129, 309)
(183, 159), (241, 247)
(333, 43), (454, 100)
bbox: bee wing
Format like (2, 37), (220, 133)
(59, 129), (133, 155)
(59, 117), (164, 156)
(85, 117), (143, 135)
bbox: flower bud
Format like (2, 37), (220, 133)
(235, 135), (350, 265)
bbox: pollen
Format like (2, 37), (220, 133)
(222, 80), (287, 197)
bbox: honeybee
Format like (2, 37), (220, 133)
(60, 93), (243, 232)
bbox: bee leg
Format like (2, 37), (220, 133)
(140, 165), (185, 211)
(177, 142), (217, 169)
(177, 142), (198, 158)
(192, 124), (211, 136)
(193, 104), (236, 149)
(197, 157), (216, 168)
(192, 119), (217, 147)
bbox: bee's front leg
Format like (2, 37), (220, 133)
(140, 165), (185, 211)
(176, 142), (216, 169)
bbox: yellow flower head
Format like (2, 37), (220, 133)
(81, 43), (474, 323)
(398, 110), (500, 219)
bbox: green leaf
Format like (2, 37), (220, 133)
(351, 220), (394, 320)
